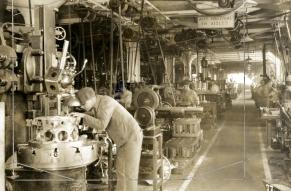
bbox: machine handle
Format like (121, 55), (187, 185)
(74, 59), (88, 77)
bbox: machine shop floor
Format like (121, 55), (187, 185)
(140, 90), (268, 191)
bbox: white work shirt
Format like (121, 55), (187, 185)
(83, 95), (141, 146)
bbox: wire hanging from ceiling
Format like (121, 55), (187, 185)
(153, 22), (176, 106)
(10, 0), (16, 178)
(81, 19), (87, 87)
(89, 21), (97, 92)
(118, 6), (125, 91)
(110, 10), (114, 96)
(242, 8), (248, 178)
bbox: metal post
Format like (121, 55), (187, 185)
(119, 6), (125, 91)
(0, 102), (5, 191)
(107, 138), (114, 191)
(110, 11), (114, 97)
(81, 19), (87, 86)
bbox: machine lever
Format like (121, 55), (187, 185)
(74, 59), (88, 77)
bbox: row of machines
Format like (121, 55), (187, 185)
(131, 86), (204, 189)
(130, 79), (234, 184)
(260, 75), (291, 188)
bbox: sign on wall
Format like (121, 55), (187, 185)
(197, 13), (235, 29)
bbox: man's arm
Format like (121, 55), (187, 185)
(83, 96), (116, 131)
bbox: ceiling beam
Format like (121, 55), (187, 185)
(144, 0), (172, 21)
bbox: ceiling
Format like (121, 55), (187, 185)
(8, 0), (291, 66)
(144, 0), (291, 61)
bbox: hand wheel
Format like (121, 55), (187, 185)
(55, 26), (66, 41)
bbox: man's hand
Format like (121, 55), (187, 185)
(69, 112), (86, 118)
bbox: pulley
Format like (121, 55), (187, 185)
(134, 106), (155, 127)
(196, 39), (207, 49)
(133, 88), (160, 109)
(123, 28), (139, 41)
(22, 47), (37, 82)
(109, 0), (129, 13)
(140, 16), (157, 31)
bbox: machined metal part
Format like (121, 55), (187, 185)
(23, 47), (41, 82)
(26, 116), (81, 143)
(17, 141), (99, 170)
(22, 39), (44, 93)
(17, 116), (99, 170)
(45, 67), (63, 94)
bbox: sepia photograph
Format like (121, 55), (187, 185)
(0, 0), (291, 190)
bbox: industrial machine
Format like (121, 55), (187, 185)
(133, 86), (204, 176)
(133, 87), (171, 191)
(1, 1), (111, 190)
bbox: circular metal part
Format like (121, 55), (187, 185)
(18, 115), (99, 170)
(22, 47), (37, 82)
(123, 28), (139, 41)
(17, 141), (98, 170)
(134, 106), (155, 127)
(44, 131), (54, 142)
(145, 156), (172, 185)
(133, 88), (160, 109)
(0, 69), (16, 94)
(55, 26), (66, 41)
(0, 45), (17, 69)
(141, 17), (157, 31)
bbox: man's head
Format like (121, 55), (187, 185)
(76, 87), (97, 111)
(181, 80), (190, 90)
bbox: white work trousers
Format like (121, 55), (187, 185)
(115, 128), (143, 191)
